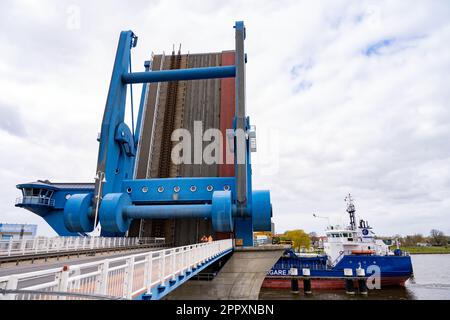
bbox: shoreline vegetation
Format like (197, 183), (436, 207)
(396, 246), (450, 254)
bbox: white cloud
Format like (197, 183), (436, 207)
(0, 0), (449, 237)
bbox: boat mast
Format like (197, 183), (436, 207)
(345, 193), (356, 230)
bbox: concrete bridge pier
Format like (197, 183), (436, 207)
(165, 245), (286, 300)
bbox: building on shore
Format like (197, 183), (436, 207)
(0, 223), (37, 240)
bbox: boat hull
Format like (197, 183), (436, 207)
(263, 254), (413, 290)
(262, 275), (410, 290)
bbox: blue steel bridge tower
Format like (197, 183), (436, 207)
(15, 22), (272, 247)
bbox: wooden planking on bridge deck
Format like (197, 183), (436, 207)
(132, 52), (228, 245)
(135, 55), (162, 179)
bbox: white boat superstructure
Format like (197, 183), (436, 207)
(323, 194), (391, 266)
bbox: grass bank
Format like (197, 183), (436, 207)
(395, 246), (450, 254)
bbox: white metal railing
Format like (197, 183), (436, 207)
(0, 237), (165, 257)
(15, 196), (55, 207)
(0, 239), (233, 300)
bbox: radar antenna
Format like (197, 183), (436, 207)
(345, 193), (356, 230)
(313, 213), (330, 226)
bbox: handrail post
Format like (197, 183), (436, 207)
(197, 245), (201, 268)
(203, 244), (206, 264)
(171, 249), (176, 280)
(56, 266), (70, 300)
(2, 276), (19, 300)
(160, 251), (165, 285)
(193, 245), (197, 269)
(21, 239), (26, 256)
(33, 237), (38, 254)
(186, 246), (192, 272)
(7, 238), (13, 256)
(180, 248), (184, 274)
(144, 253), (152, 293)
(97, 260), (110, 296)
(202, 244), (206, 264)
(124, 256), (135, 299)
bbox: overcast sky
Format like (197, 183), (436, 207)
(1, 0), (449, 237)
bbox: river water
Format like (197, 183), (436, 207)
(259, 254), (450, 300)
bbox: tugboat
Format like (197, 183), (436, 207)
(263, 194), (414, 290)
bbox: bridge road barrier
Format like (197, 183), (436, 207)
(0, 239), (233, 300)
(0, 237), (167, 266)
(0, 237), (165, 257)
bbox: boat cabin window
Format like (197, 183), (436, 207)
(329, 232), (356, 239)
(330, 233), (344, 238)
(23, 188), (54, 198)
(42, 190), (53, 198)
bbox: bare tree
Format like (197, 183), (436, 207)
(430, 229), (447, 246)
(400, 234), (423, 246)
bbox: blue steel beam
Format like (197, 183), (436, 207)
(234, 21), (248, 209)
(99, 191), (234, 233)
(121, 177), (236, 204)
(124, 204), (212, 219)
(233, 21), (254, 246)
(122, 66), (236, 84)
(93, 30), (137, 214)
(134, 60), (152, 146)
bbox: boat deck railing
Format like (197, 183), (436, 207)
(15, 196), (55, 207)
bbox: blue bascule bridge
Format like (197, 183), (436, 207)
(5, 22), (285, 300)
(16, 21), (273, 247)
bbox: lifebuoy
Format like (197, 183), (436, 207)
(351, 249), (375, 255)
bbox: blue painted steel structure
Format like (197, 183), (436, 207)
(15, 22), (272, 246)
(122, 66), (236, 84)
